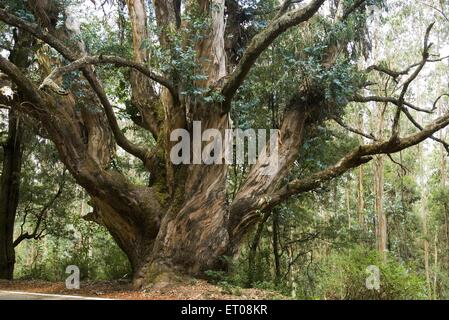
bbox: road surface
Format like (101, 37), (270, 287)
(0, 290), (110, 300)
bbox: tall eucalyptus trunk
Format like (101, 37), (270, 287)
(374, 103), (387, 259)
(0, 29), (33, 279)
(0, 108), (23, 279)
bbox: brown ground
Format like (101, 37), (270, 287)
(0, 279), (286, 300)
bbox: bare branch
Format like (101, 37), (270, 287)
(400, 106), (449, 155)
(366, 64), (409, 81)
(433, 93), (449, 111)
(13, 171), (67, 247)
(358, 25), (448, 151)
(398, 23), (434, 103)
(367, 23), (436, 139)
(331, 116), (377, 140)
(419, 1), (449, 23)
(367, 54), (449, 83)
(387, 153), (410, 175)
(352, 95), (434, 114)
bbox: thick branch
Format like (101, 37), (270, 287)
(0, 9), (78, 61)
(39, 55), (176, 98)
(352, 92), (449, 153)
(400, 106), (449, 154)
(275, 0), (304, 19)
(0, 57), (46, 107)
(0, 9), (154, 166)
(231, 105), (449, 246)
(276, 110), (449, 200)
(221, 0), (325, 106)
(398, 23), (434, 103)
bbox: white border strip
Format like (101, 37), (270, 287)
(0, 290), (113, 300)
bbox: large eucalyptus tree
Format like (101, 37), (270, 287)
(0, 0), (448, 287)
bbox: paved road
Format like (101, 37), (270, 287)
(0, 290), (109, 300)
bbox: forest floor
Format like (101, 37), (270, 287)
(0, 279), (286, 300)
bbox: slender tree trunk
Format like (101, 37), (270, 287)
(333, 182), (338, 213)
(444, 204), (449, 275)
(433, 232), (439, 299)
(399, 151), (409, 259)
(422, 192), (431, 296)
(246, 212), (270, 287)
(417, 140), (432, 297)
(374, 104), (387, 259)
(356, 112), (365, 228)
(288, 227), (297, 298)
(272, 209), (281, 286)
(346, 180), (351, 229)
(439, 120), (449, 274)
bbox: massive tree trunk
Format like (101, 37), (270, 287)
(1, 0), (449, 289)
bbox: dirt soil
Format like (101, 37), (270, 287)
(0, 279), (286, 300)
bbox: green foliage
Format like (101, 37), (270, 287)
(15, 224), (131, 281)
(315, 246), (427, 300)
(3, 0), (35, 23)
(13, 132), (132, 282)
